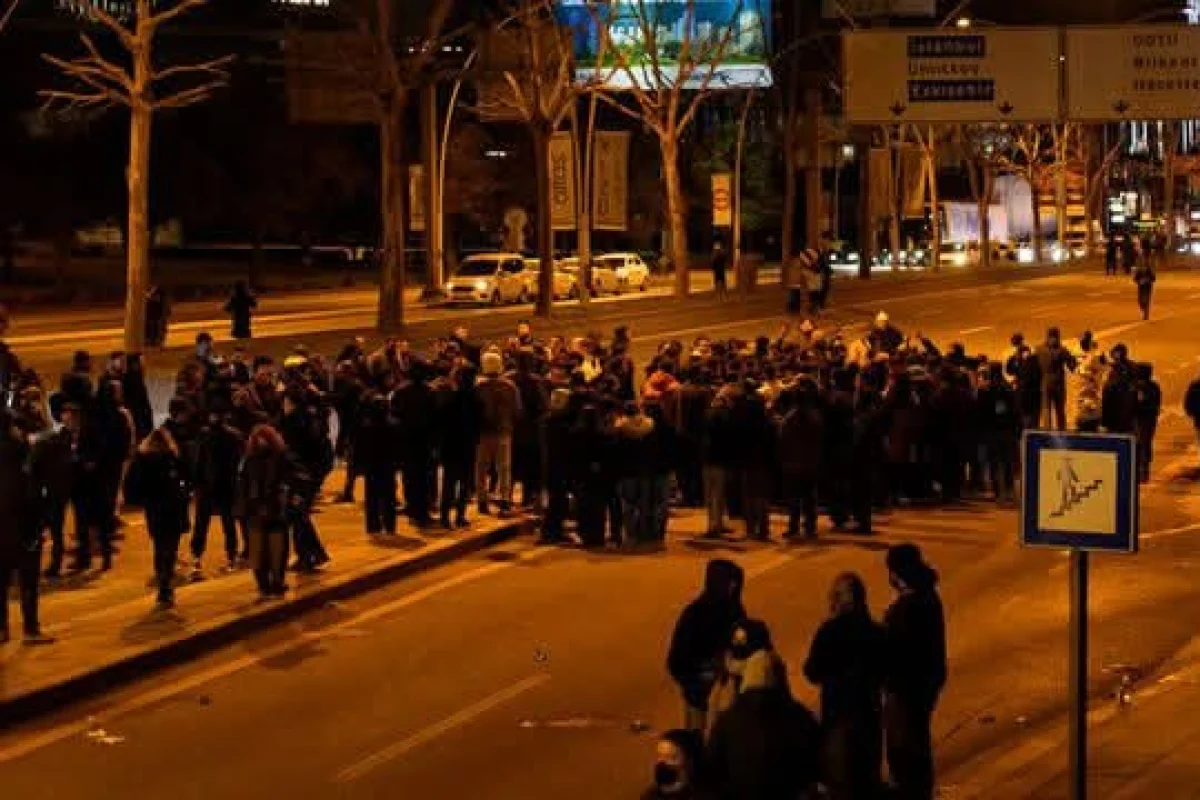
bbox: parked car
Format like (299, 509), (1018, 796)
(557, 256), (620, 295)
(522, 258), (579, 300)
(594, 252), (652, 292)
(443, 252), (529, 306)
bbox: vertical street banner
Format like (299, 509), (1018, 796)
(549, 131), (577, 231)
(409, 165), (426, 233)
(593, 131), (630, 232)
(900, 146), (927, 219)
(868, 147), (894, 224)
(712, 173), (733, 228)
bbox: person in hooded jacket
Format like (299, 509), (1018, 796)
(778, 382), (824, 540)
(389, 359), (437, 528)
(882, 544), (947, 800)
(125, 426), (192, 610)
(666, 559), (745, 732)
(804, 572), (886, 800)
(123, 353), (154, 442)
(356, 393), (397, 535)
(706, 627), (820, 800)
(1134, 362), (1162, 483)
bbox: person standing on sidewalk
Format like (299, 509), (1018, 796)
(710, 241), (728, 300)
(124, 426), (192, 611)
(1035, 327), (1076, 431)
(882, 544), (947, 800)
(666, 559), (745, 733)
(474, 350), (520, 516)
(1134, 363), (1162, 484)
(0, 410), (53, 645)
(191, 405), (246, 573)
(1133, 258), (1156, 321)
(1185, 371), (1200, 461)
(225, 281), (257, 340)
(237, 424), (292, 599)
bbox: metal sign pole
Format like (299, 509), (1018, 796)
(1068, 548), (1089, 800)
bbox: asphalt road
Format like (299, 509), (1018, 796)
(1, 265), (1199, 798)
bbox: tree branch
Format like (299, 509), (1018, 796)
(154, 82), (224, 109)
(147, 0), (208, 32)
(39, 88), (121, 113)
(153, 54), (234, 83)
(75, 0), (136, 50)
(75, 32), (133, 89)
(41, 53), (132, 105)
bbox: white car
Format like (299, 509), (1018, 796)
(595, 252), (651, 292)
(557, 256), (620, 295)
(522, 258), (579, 301)
(443, 253), (530, 306)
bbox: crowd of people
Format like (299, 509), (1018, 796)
(653, 548), (946, 799)
(0, 299), (1180, 644)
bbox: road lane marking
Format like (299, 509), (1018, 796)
(958, 326), (993, 335)
(334, 674), (550, 783)
(0, 546), (555, 765)
(1029, 303), (1066, 316)
(744, 552), (797, 580)
(1143, 523), (1200, 542)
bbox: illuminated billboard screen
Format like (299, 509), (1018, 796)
(554, 0), (772, 90)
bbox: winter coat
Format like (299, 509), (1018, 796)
(707, 677), (820, 799)
(0, 428), (38, 560)
(127, 448), (191, 538)
(804, 611), (886, 725)
(667, 592), (746, 709)
(389, 379), (438, 457)
(352, 400), (395, 472)
(883, 586), (948, 710)
(542, 408), (575, 483)
(511, 370), (549, 443)
(975, 382), (1020, 445)
(438, 384), (482, 463)
(1036, 343), (1077, 393)
(779, 405), (823, 483)
(1102, 376), (1138, 434)
(702, 399), (740, 468)
(194, 421), (245, 500)
(475, 375), (522, 436)
(235, 449), (291, 526)
(1074, 351), (1107, 426)
(1136, 378), (1162, 429)
(31, 427), (80, 503)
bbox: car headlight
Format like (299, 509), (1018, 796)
(475, 280), (489, 292)
(444, 282), (453, 292)
(1191, 241), (1200, 255)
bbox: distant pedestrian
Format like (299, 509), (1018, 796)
(144, 285), (170, 348)
(882, 544), (947, 800)
(1104, 237), (1119, 276)
(1133, 260), (1156, 321)
(804, 573), (885, 800)
(710, 241), (728, 300)
(666, 559), (745, 732)
(1121, 232), (1136, 275)
(1134, 363), (1161, 483)
(803, 249), (824, 315)
(225, 281), (257, 340)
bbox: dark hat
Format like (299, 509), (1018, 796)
(886, 543), (938, 589)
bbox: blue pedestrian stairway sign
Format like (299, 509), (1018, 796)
(1021, 431), (1138, 553)
(1019, 430), (1139, 800)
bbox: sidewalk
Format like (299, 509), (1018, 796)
(0, 474), (527, 727)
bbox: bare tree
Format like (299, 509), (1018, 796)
(958, 125), (1012, 268)
(587, 0), (749, 297)
(998, 124), (1052, 259)
(475, 0), (580, 317)
(41, 0), (231, 352)
(1080, 125), (1123, 255)
(333, 0), (458, 331)
(0, 0), (21, 34)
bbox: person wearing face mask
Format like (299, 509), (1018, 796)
(641, 729), (709, 800)
(882, 544), (947, 800)
(804, 573), (886, 800)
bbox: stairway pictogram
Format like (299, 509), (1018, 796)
(1050, 458), (1104, 519)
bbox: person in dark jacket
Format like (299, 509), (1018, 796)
(976, 363), (1020, 503)
(804, 572), (886, 800)
(540, 387), (574, 543)
(707, 644), (820, 800)
(1134, 362), (1162, 483)
(677, 372), (714, 508)
(0, 411), (53, 644)
(731, 384), (775, 541)
(641, 728), (710, 800)
(571, 403), (616, 548)
(225, 281), (257, 340)
(32, 402), (85, 579)
(701, 387), (739, 538)
(1102, 361), (1138, 435)
(278, 390), (329, 570)
(438, 365), (481, 529)
(778, 383), (824, 540)
(355, 393), (397, 535)
(332, 362), (366, 503)
(511, 351), (548, 509)
(191, 407), (245, 571)
(1035, 327), (1076, 430)
(144, 285), (170, 348)
(710, 241), (728, 300)
(237, 424), (292, 598)
(667, 559), (746, 732)
(74, 381), (133, 572)
(882, 544), (947, 800)
(1185, 372), (1200, 459)
(390, 359), (438, 528)
(122, 353), (154, 442)
(1012, 345), (1042, 432)
(1133, 259), (1156, 320)
(126, 426), (192, 610)
(1104, 236), (1119, 276)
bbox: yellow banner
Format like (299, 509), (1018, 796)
(592, 131), (630, 231)
(549, 131), (577, 231)
(712, 173), (733, 228)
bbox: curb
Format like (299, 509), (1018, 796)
(0, 520), (530, 730)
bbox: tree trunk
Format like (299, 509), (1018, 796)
(377, 102), (407, 331)
(803, 86), (822, 251)
(421, 84), (442, 296)
(125, 97), (152, 354)
(781, 108), (798, 287)
(1164, 121), (1179, 253)
(733, 89), (754, 295)
(577, 96), (598, 305)
(979, 166), (993, 268)
(926, 139), (941, 273)
(662, 137), (689, 297)
(1030, 180), (1044, 262)
(532, 124), (554, 318)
